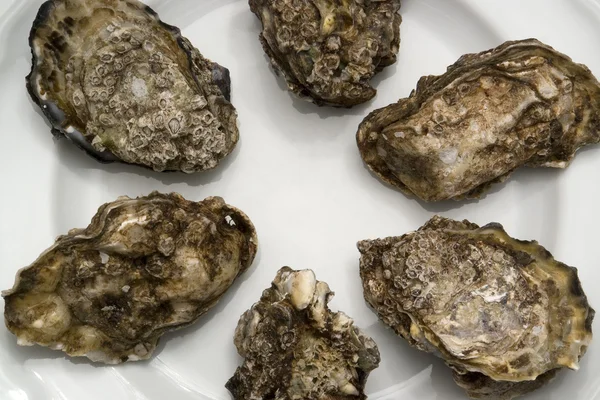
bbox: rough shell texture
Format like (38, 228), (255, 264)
(226, 267), (380, 400)
(28, 0), (238, 173)
(357, 39), (600, 201)
(249, 0), (401, 107)
(3, 192), (257, 364)
(358, 216), (594, 400)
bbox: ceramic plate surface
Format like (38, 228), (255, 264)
(1, 0), (599, 399)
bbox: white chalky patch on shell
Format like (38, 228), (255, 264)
(131, 77), (148, 98)
(439, 147), (458, 165)
(99, 252), (110, 264)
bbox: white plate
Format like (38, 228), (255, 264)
(1, 0), (599, 399)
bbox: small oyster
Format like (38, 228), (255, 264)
(3, 192), (257, 364)
(358, 216), (594, 400)
(226, 267), (380, 399)
(28, 0), (238, 172)
(249, 0), (401, 107)
(357, 39), (600, 201)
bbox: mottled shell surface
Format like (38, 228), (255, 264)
(249, 0), (401, 107)
(358, 216), (594, 400)
(357, 39), (600, 201)
(3, 192), (257, 364)
(227, 267), (380, 400)
(28, 0), (238, 173)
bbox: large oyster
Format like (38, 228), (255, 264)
(226, 267), (380, 399)
(357, 39), (600, 201)
(358, 216), (594, 399)
(28, 0), (238, 172)
(249, 0), (401, 107)
(3, 192), (257, 364)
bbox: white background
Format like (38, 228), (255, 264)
(0, 0), (599, 399)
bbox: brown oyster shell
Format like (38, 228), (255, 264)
(249, 0), (401, 107)
(28, 0), (238, 173)
(3, 192), (257, 364)
(357, 39), (600, 201)
(358, 216), (594, 400)
(226, 267), (380, 399)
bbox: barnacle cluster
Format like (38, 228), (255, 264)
(359, 216), (594, 399)
(28, 0), (238, 172)
(357, 39), (600, 201)
(227, 267), (380, 399)
(250, 0), (401, 106)
(3, 192), (257, 363)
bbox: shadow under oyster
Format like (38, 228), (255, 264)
(358, 216), (594, 400)
(28, 0), (238, 173)
(249, 0), (401, 107)
(226, 267), (380, 399)
(357, 39), (600, 201)
(3, 192), (257, 364)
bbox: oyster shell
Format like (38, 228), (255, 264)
(28, 0), (238, 173)
(226, 267), (380, 399)
(3, 192), (257, 364)
(358, 216), (594, 400)
(249, 0), (401, 107)
(357, 39), (600, 201)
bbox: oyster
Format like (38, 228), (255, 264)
(226, 267), (380, 399)
(358, 216), (594, 399)
(28, 0), (238, 172)
(3, 192), (257, 364)
(249, 0), (401, 107)
(357, 39), (600, 201)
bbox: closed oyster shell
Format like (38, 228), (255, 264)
(358, 216), (594, 400)
(357, 39), (600, 201)
(28, 0), (238, 173)
(3, 192), (257, 364)
(249, 0), (401, 107)
(226, 267), (380, 399)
